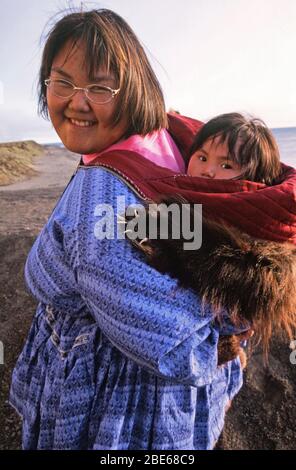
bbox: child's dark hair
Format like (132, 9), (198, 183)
(190, 113), (281, 185)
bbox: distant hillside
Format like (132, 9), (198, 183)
(0, 140), (43, 186)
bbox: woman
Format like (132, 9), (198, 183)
(10, 9), (246, 450)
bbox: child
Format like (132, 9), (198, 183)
(187, 112), (281, 183)
(124, 112), (295, 360)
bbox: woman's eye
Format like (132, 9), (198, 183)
(89, 85), (107, 94)
(57, 80), (72, 88)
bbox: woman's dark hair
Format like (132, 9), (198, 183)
(190, 113), (281, 185)
(38, 8), (168, 136)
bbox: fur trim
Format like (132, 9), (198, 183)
(125, 196), (296, 355)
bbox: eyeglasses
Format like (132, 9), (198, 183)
(44, 78), (120, 104)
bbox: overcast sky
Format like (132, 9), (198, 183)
(0, 0), (295, 143)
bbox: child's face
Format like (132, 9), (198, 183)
(187, 137), (242, 179)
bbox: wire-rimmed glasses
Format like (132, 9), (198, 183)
(44, 78), (120, 104)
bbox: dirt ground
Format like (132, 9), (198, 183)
(0, 146), (295, 450)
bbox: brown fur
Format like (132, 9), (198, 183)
(126, 196), (296, 360)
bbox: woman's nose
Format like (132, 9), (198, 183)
(67, 90), (91, 112)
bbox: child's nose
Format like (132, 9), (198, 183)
(201, 167), (216, 178)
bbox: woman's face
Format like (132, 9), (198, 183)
(46, 40), (127, 154)
(187, 137), (242, 179)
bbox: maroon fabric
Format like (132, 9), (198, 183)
(84, 113), (296, 245)
(167, 112), (204, 163)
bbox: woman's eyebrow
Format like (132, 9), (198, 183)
(51, 67), (72, 79)
(89, 75), (114, 83)
(51, 67), (113, 83)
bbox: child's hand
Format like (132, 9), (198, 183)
(217, 330), (254, 369)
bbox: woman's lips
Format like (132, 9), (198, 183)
(67, 117), (97, 128)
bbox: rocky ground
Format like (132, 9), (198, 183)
(0, 145), (295, 450)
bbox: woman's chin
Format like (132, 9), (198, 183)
(60, 139), (94, 155)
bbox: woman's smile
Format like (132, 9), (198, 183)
(66, 117), (98, 128)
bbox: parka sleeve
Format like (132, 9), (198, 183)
(77, 259), (220, 387)
(24, 174), (84, 312)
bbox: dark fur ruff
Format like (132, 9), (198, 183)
(126, 196), (296, 359)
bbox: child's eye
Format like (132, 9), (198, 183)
(198, 155), (207, 162)
(221, 163), (233, 169)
